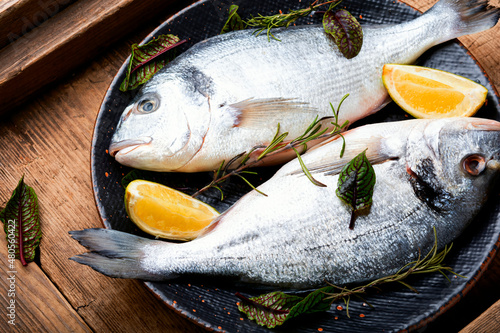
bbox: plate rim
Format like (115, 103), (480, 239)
(89, 0), (500, 331)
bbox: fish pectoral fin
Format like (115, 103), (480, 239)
(289, 134), (398, 177)
(228, 97), (318, 128)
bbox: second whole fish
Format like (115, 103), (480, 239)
(109, 0), (500, 172)
(72, 117), (500, 288)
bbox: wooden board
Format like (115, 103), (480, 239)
(461, 299), (500, 333)
(0, 234), (91, 332)
(0, 0), (77, 50)
(0, 1), (205, 331)
(0, 0), (498, 332)
(0, 0), (181, 114)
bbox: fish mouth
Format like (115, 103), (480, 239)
(109, 137), (153, 157)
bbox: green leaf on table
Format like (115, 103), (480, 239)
(336, 149), (375, 229)
(221, 5), (245, 34)
(0, 176), (41, 266)
(119, 34), (186, 91)
(323, 8), (363, 59)
(236, 287), (334, 328)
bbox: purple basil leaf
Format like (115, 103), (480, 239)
(237, 287), (334, 328)
(0, 176), (41, 266)
(221, 5), (245, 34)
(323, 9), (363, 59)
(120, 34), (186, 92)
(336, 150), (376, 229)
(237, 291), (300, 328)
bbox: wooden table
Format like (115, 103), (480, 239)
(0, 0), (499, 332)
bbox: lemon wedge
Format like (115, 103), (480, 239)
(125, 180), (219, 241)
(382, 64), (487, 118)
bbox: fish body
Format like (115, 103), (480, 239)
(73, 117), (500, 288)
(109, 0), (500, 172)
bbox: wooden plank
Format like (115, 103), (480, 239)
(0, 0), (498, 332)
(0, 0), (180, 115)
(460, 299), (500, 333)
(0, 235), (92, 332)
(0, 7), (205, 331)
(0, 0), (77, 50)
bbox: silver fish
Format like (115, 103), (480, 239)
(109, 0), (499, 172)
(72, 117), (500, 288)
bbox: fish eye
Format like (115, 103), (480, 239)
(462, 154), (486, 176)
(137, 94), (160, 114)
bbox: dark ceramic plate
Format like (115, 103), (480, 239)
(91, 0), (500, 332)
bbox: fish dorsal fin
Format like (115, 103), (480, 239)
(288, 132), (401, 177)
(228, 97), (319, 128)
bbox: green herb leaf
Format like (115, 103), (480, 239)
(286, 286), (336, 318)
(236, 289), (332, 328)
(336, 149), (375, 229)
(221, 5), (245, 34)
(236, 174), (268, 197)
(323, 9), (363, 59)
(119, 35), (186, 92)
(193, 103), (350, 198)
(0, 176), (41, 266)
(239, 229), (462, 326)
(292, 147), (327, 187)
(244, 1), (341, 41)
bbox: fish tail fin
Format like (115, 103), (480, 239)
(429, 0), (499, 40)
(69, 228), (168, 281)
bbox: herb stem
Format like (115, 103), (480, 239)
(323, 228), (464, 305)
(193, 95), (351, 198)
(245, 0), (342, 40)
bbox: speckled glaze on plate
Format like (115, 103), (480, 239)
(91, 0), (500, 332)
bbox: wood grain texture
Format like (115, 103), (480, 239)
(0, 235), (91, 332)
(4, 43), (204, 333)
(0, 0), (498, 332)
(1, 1), (204, 331)
(0, 0), (179, 114)
(461, 299), (500, 333)
(0, 0), (77, 49)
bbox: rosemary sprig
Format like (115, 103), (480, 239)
(323, 228), (466, 317)
(257, 124), (289, 160)
(238, 228), (466, 328)
(293, 147), (327, 187)
(245, 0), (342, 40)
(192, 95), (351, 199)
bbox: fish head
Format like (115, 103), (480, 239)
(109, 74), (211, 172)
(406, 117), (500, 216)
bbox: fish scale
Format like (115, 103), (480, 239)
(72, 118), (500, 288)
(109, 0), (500, 172)
(72, 117), (500, 288)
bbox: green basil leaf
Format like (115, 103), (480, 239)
(120, 34), (186, 92)
(237, 287), (334, 328)
(336, 149), (376, 229)
(286, 286), (335, 319)
(0, 176), (41, 266)
(323, 9), (363, 59)
(221, 5), (245, 34)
